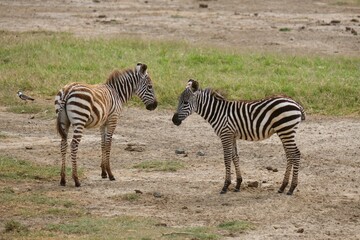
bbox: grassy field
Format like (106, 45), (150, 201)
(0, 31), (359, 116)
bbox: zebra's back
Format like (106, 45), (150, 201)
(227, 95), (304, 141)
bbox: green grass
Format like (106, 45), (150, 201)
(0, 31), (359, 116)
(0, 156), (58, 180)
(218, 220), (254, 233)
(133, 160), (185, 172)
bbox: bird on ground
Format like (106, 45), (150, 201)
(17, 91), (35, 102)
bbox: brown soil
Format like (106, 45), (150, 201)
(0, 0), (359, 239)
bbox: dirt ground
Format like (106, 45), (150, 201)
(0, 0), (360, 239)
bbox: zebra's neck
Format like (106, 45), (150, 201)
(195, 89), (229, 124)
(106, 70), (139, 104)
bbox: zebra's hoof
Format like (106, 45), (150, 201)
(286, 191), (293, 195)
(101, 174), (107, 179)
(278, 189), (284, 193)
(234, 189), (240, 192)
(75, 182), (81, 187)
(109, 176), (116, 181)
(220, 190), (227, 194)
(60, 180), (66, 186)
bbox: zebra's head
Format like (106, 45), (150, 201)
(172, 79), (199, 126)
(135, 63), (158, 111)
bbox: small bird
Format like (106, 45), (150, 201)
(17, 91), (35, 102)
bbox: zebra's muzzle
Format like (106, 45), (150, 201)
(172, 113), (182, 126)
(146, 101), (158, 111)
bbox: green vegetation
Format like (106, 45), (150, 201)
(218, 220), (254, 233)
(0, 156), (58, 180)
(0, 155), (78, 180)
(0, 31), (359, 116)
(133, 160), (185, 172)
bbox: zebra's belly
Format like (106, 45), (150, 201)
(235, 128), (275, 142)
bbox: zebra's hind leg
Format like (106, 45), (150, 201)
(287, 147), (301, 195)
(60, 138), (68, 186)
(70, 126), (84, 187)
(100, 118), (117, 181)
(232, 139), (242, 192)
(278, 155), (292, 193)
(278, 133), (301, 195)
(100, 126), (108, 179)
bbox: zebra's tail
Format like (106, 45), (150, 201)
(55, 91), (69, 139)
(300, 107), (306, 121)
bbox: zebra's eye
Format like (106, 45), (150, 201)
(183, 101), (189, 104)
(148, 85), (153, 90)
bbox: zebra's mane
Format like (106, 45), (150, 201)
(204, 88), (298, 104)
(106, 68), (134, 84)
(204, 88), (226, 101)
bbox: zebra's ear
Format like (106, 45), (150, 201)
(136, 63), (147, 75)
(187, 79), (199, 92)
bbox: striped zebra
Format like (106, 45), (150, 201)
(54, 63), (157, 187)
(172, 79), (305, 195)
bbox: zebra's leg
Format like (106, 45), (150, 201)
(60, 137), (68, 186)
(70, 125), (84, 187)
(102, 117), (118, 181)
(100, 125), (107, 179)
(287, 145), (301, 195)
(278, 133), (300, 195)
(59, 119), (70, 186)
(232, 139), (242, 192)
(220, 134), (234, 194)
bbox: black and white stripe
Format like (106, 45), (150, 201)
(54, 63), (157, 187)
(172, 79), (305, 195)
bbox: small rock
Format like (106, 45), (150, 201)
(248, 181), (259, 188)
(196, 151), (205, 156)
(351, 28), (358, 35)
(153, 192), (162, 198)
(134, 189), (143, 194)
(297, 228), (304, 233)
(175, 148), (185, 154)
(155, 223), (167, 227)
(125, 144), (145, 152)
(182, 206), (188, 209)
(272, 168), (278, 172)
(350, 18), (359, 22)
(330, 20), (341, 24)
(25, 146), (33, 150)
(98, 15), (106, 18)
(199, 3), (208, 8)
(266, 166), (273, 171)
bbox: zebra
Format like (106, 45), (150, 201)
(172, 79), (305, 195)
(54, 63), (157, 187)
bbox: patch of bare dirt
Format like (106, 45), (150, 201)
(0, 108), (359, 239)
(0, 0), (359, 56)
(0, 0), (360, 239)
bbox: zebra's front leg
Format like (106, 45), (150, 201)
(232, 139), (242, 192)
(220, 134), (233, 194)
